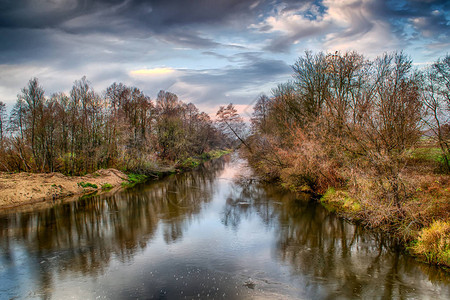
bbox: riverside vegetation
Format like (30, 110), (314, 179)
(0, 51), (448, 269)
(243, 51), (450, 268)
(0, 79), (232, 205)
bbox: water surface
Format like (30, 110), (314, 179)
(0, 155), (449, 299)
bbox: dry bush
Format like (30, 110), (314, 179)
(410, 220), (450, 267)
(275, 128), (345, 194)
(246, 126), (345, 194)
(345, 170), (450, 240)
(402, 174), (450, 226)
(245, 134), (285, 181)
(350, 174), (404, 229)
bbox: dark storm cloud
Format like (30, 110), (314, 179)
(0, 0), (310, 30)
(0, 0), (135, 30)
(0, 0), (258, 51)
(0, 0), (448, 53)
(0, 28), (55, 64)
(0, 0), (299, 33)
(0, 1), (215, 51)
(0, 0), (320, 48)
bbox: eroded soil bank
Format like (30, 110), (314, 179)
(0, 168), (128, 209)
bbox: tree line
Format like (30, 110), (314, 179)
(0, 77), (228, 175)
(246, 51), (449, 231)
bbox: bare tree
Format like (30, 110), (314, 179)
(0, 101), (6, 142)
(216, 103), (250, 150)
(0, 78), (227, 173)
(422, 55), (450, 172)
(292, 51), (329, 122)
(21, 78), (45, 167)
(251, 94), (270, 134)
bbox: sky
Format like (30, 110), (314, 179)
(0, 0), (449, 117)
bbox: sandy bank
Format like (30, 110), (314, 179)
(0, 169), (129, 209)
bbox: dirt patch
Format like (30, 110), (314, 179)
(0, 168), (129, 210)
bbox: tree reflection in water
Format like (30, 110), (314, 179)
(222, 174), (450, 299)
(0, 154), (448, 300)
(0, 157), (227, 298)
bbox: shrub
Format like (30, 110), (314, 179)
(275, 128), (345, 194)
(410, 220), (450, 267)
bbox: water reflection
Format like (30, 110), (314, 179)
(0, 154), (448, 300)
(0, 157), (227, 298)
(222, 175), (450, 299)
(221, 175), (285, 230)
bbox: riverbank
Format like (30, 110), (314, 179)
(258, 168), (449, 268)
(319, 172), (450, 269)
(0, 168), (128, 209)
(244, 146), (450, 269)
(0, 149), (231, 210)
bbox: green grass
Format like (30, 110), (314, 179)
(77, 182), (98, 189)
(411, 146), (450, 172)
(128, 173), (148, 183)
(179, 149), (232, 170)
(101, 183), (113, 190)
(181, 157), (201, 169)
(321, 187), (361, 214)
(209, 149), (232, 158)
(412, 147), (447, 163)
(122, 173), (149, 188)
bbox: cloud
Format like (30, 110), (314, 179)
(156, 29), (221, 49)
(250, 0), (449, 56)
(0, 1), (321, 50)
(321, 0), (401, 56)
(169, 54), (292, 114)
(0, 0), (266, 48)
(0, 0), (448, 114)
(0, 61), (134, 107)
(250, 1), (328, 52)
(251, 0), (393, 54)
(0, 1), (205, 51)
(116, 53), (292, 115)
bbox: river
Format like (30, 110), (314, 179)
(0, 154), (449, 299)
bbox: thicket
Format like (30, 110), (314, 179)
(0, 77), (228, 175)
(246, 51), (450, 266)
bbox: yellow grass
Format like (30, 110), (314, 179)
(410, 220), (450, 267)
